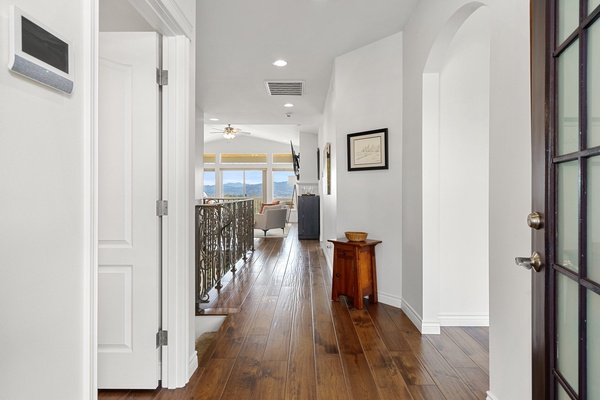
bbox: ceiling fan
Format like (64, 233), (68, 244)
(209, 124), (251, 139)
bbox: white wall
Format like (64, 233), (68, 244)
(204, 135), (290, 154)
(320, 32), (404, 307)
(0, 1), (90, 398)
(195, 117), (205, 199)
(403, 1), (532, 399)
(437, 7), (490, 325)
(299, 131), (318, 183)
(320, 76), (337, 268)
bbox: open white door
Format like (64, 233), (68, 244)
(98, 32), (161, 389)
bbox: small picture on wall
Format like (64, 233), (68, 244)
(347, 128), (388, 171)
(317, 147), (320, 180)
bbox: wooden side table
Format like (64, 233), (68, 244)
(328, 238), (381, 309)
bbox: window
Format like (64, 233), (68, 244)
(222, 170), (265, 211)
(221, 153), (267, 164)
(273, 170), (295, 204)
(203, 170), (215, 197)
(273, 153), (292, 164)
(204, 154), (215, 164)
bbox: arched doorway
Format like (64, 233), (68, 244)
(422, 3), (491, 332)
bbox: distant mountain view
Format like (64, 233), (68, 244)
(203, 181), (293, 198)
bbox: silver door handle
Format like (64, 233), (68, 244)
(515, 251), (543, 272)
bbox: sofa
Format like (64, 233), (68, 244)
(254, 204), (288, 236)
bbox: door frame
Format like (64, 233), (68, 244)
(530, 0), (549, 398)
(84, 1), (195, 397)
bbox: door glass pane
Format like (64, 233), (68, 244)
(589, 22), (600, 148)
(590, 0), (600, 15)
(203, 171), (215, 197)
(557, 384), (571, 400)
(558, 42), (580, 155)
(590, 157), (600, 283)
(557, 161), (579, 271)
(558, 0), (579, 44)
(557, 273), (579, 394)
(589, 290), (600, 399)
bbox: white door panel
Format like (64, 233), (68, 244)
(98, 32), (160, 389)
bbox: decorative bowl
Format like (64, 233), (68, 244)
(345, 231), (368, 241)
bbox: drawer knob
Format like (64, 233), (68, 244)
(335, 273), (341, 277)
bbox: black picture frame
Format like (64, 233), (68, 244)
(347, 128), (388, 171)
(317, 147), (320, 180)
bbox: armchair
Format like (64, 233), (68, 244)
(254, 206), (288, 236)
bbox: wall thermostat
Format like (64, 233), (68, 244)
(8, 5), (74, 94)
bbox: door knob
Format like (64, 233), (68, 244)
(515, 251), (543, 272)
(527, 212), (543, 230)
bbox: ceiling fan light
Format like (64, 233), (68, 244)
(223, 132), (235, 139)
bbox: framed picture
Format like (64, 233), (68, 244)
(347, 128), (388, 171)
(317, 147), (320, 180)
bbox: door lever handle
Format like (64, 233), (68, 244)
(515, 251), (543, 272)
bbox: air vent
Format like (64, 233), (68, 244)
(265, 80), (304, 96)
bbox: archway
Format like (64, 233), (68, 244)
(422, 3), (490, 332)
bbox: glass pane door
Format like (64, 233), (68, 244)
(551, 1), (600, 398)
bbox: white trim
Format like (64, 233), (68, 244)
(401, 299), (441, 334)
(438, 313), (489, 327)
(486, 391), (499, 400)
(188, 352), (199, 380)
(90, 1), (193, 394)
(84, 0), (99, 399)
(378, 291), (402, 309)
(162, 35), (193, 389)
(321, 241), (333, 278)
(129, 0), (194, 39)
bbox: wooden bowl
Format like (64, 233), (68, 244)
(345, 231), (368, 241)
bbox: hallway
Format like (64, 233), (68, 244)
(100, 226), (489, 399)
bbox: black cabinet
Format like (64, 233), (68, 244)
(298, 195), (320, 240)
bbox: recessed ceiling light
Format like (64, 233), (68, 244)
(284, 103), (294, 108)
(273, 59), (288, 67)
(209, 118), (219, 121)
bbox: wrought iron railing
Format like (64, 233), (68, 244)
(195, 198), (254, 310)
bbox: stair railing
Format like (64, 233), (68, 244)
(195, 198), (254, 310)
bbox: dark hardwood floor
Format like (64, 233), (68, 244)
(99, 225), (489, 399)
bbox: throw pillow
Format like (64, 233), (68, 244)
(259, 200), (280, 214)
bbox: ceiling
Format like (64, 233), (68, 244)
(197, 0), (420, 143)
(99, 0), (421, 144)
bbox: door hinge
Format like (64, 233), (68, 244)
(156, 68), (169, 86)
(156, 330), (168, 347)
(156, 200), (168, 217)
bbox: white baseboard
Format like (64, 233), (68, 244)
(188, 351), (198, 380)
(421, 321), (441, 335)
(486, 391), (498, 400)
(378, 291), (402, 309)
(400, 299), (441, 334)
(321, 242), (333, 278)
(439, 313), (489, 327)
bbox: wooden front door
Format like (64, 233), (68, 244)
(531, 1), (600, 398)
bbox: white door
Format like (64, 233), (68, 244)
(98, 32), (161, 389)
